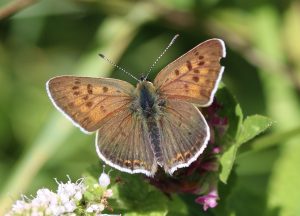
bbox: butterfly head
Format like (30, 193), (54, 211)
(139, 75), (150, 82)
(136, 79), (155, 92)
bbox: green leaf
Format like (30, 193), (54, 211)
(166, 195), (188, 216)
(216, 87), (243, 184)
(216, 87), (244, 141)
(219, 144), (239, 184)
(102, 170), (188, 216)
(112, 173), (168, 215)
(217, 88), (272, 184)
(237, 115), (273, 145)
(125, 212), (167, 216)
(219, 114), (272, 184)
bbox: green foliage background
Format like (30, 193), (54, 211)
(1, 0), (300, 215)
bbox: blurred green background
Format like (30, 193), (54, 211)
(1, 0), (300, 215)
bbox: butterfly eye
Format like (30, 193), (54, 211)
(140, 75), (146, 81)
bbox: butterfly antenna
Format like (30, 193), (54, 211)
(98, 54), (139, 82)
(145, 34), (179, 79)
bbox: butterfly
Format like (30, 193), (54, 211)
(46, 38), (226, 177)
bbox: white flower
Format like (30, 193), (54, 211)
(99, 172), (110, 188)
(33, 188), (57, 207)
(49, 205), (65, 216)
(56, 176), (85, 202)
(58, 193), (69, 204)
(10, 200), (30, 214)
(74, 191), (82, 201)
(55, 176), (85, 214)
(64, 200), (76, 212)
(86, 203), (105, 213)
(6, 176), (86, 216)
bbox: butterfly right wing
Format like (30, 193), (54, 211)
(157, 99), (210, 174)
(154, 39), (225, 107)
(96, 107), (157, 176)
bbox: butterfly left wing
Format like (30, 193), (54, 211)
(48, 76), (157, 175)
(157, 99), (210, 174)
(154, 39), (226, 106)
(46, 76), (135, 133)
(96, 105), (157, 176)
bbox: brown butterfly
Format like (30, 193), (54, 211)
(46, 37), (226, 177)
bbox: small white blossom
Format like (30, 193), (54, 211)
(50, 205), (65, 215)
(10, 200), (30, 214)
(86, 203), (105, 213)
(56, 177), (85, 199)
(6, 177), (86, 216)
(74, 191), (82, 201)
(32, 188), (58, 208)
(58, 193), (69, 204)
(99, 172), (110, 188)
(5, 175), (119, 216)
(64, 200), (76, 212)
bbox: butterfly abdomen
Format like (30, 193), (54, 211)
(147, 118), (163, 165)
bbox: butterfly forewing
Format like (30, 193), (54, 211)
(96, 107), (157, 176)
(47, 76), (135, 133)
(157, 99), (209, 174)
(154, 39), (226, 106)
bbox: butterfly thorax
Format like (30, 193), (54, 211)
(135, 81), (161, 118)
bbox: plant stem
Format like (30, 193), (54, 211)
(0, 0), (37, 20)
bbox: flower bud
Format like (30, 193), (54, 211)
(99, 166), (111, 188)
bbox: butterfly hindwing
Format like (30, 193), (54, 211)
(46, 76), (135, 133)
(157, 99), (210, 174)
(154, 39), (226, 106)
(96, 107), (157, 176)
